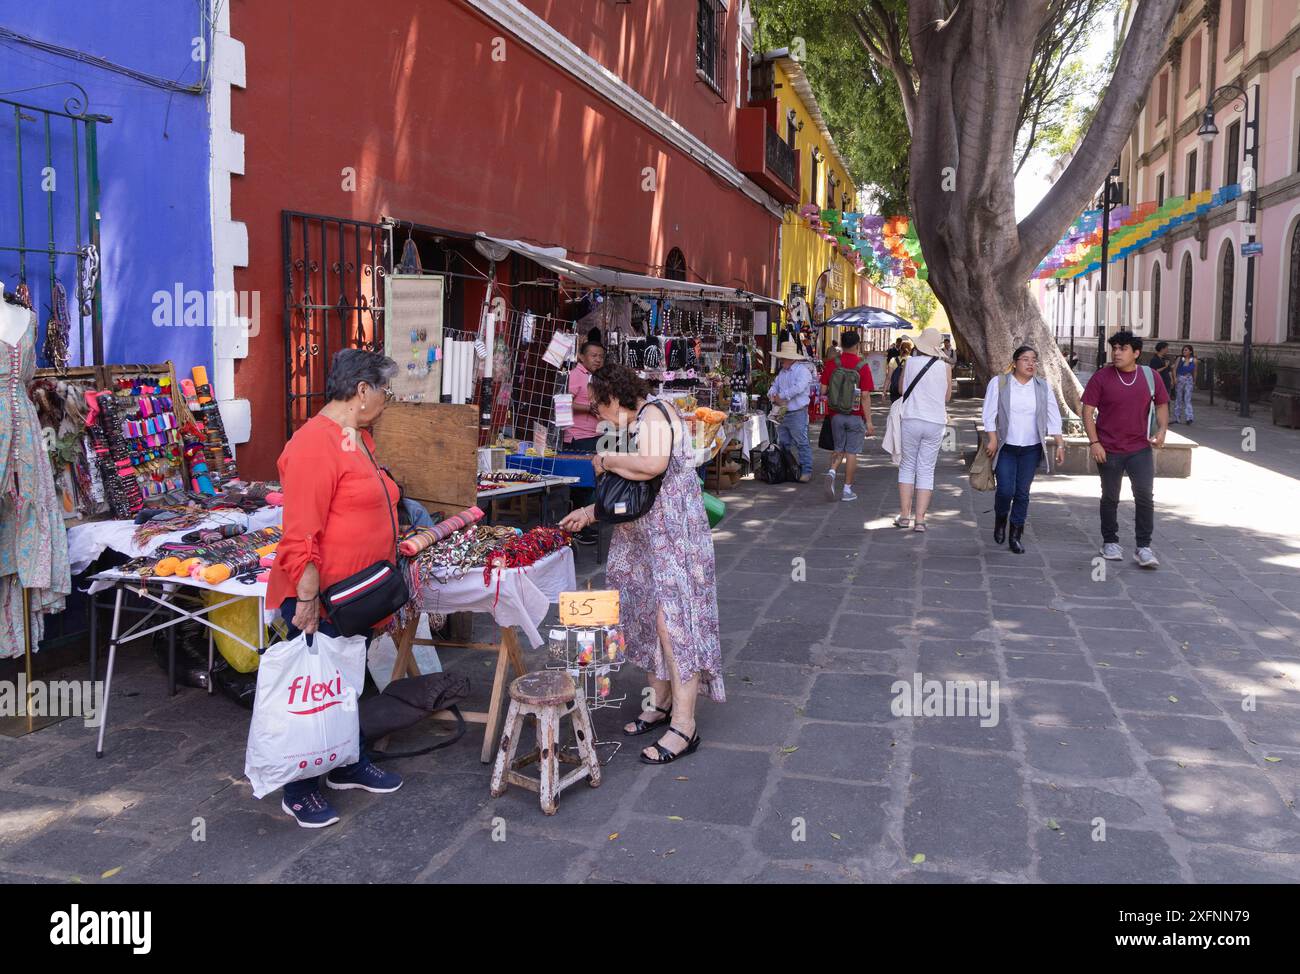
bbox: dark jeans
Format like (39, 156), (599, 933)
(1098, 446), (1155, 548)
(278, 598), (373, 802)
(994, 443), (1042, 525)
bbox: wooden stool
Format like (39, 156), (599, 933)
(490, 670), (601, 815)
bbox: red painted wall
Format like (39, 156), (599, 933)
(230, 0), (779, 477)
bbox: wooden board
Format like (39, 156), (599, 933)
(372, 402), (479, 517)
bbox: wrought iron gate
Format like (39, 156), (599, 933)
(1, 85), (107, 366)
(282, 211), (392, 438)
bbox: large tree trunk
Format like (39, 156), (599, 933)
(896, 0), (1182, 415)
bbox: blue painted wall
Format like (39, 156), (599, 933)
(0, 1), (213, 375)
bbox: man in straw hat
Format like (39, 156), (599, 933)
(769, 338), (816, 482)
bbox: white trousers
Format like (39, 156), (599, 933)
(898, 418), (945, 490)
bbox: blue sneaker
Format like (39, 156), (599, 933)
(325, 758), (403, 794)
(281, 790), (340, 829)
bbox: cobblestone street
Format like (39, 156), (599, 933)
(2, 391), (1297, 884)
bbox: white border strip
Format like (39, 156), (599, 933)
(465, 0), (782, 220)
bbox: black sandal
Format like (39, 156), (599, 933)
(624, 704), (672, 737)
(638, 726), (701, 765)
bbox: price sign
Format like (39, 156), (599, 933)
(559, 590), (620, 626)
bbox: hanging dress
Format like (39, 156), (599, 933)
(605, 399), (724, 702)
(1, 309), (72, 657)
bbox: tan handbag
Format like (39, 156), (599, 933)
(969, 444), (996, 492)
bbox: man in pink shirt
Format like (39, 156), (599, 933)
(564, 340), (605, 544)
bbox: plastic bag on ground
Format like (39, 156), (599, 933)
(244, 630), (367, 799)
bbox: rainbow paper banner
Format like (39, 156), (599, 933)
(1035, 184), (1240, 280)
(800, 206), (928, 281)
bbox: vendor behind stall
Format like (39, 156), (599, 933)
(563, 340), (605, 544)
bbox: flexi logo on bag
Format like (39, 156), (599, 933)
(287, 670), (345, 715)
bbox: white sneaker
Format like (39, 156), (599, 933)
(1101, 543), (1123, 560)
(1134, 547), (1160, 569)
(824, 470), (838, 502)
(841, 487), (858, 502)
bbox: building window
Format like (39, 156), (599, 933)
(842, 192), (851, 212)
(786, 110), (797, 147)
(828, 171), (837, 210)
(1225, 120), (1241, 187)
(1218, 245), (1235, 341)
(1185, 148), (1198, 197)
(1156, 71), (1168, 122)
(1157, 172), (1165, 206)
(1185, 32), (1202, 95)
(810, 150), (821, 207)
(1228, 0), (1246, 53)
(1180, 253), (1193, 340)
(665, 248), (687, 282)
(1152, 263), (1162, 338)
(696, 0), (725, 94)
(1294, 75), (1300, 173)
(1289, 222), (1300, 341)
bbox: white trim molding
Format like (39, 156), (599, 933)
(207, 0), (251, 445)
(464, 0), (783, 220)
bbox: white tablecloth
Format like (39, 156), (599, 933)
(738, 412), (770, 459)
(89, 544), (577, 650)
(68, 506), (284, 575)
(413, 546), (576, 648)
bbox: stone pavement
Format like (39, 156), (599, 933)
(1, 389), (1298, 884)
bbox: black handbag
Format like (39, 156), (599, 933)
(320, 438), (410, 637)
(594, 401), (673, 524)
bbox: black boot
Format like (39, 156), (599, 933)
(993, 514), (1008, 545)
(1008, 523), (1025, 554)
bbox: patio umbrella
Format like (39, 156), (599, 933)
(822, 306), (915, 330)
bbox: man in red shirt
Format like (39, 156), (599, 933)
(1081, 330), (1170, 569)
(818, 331), (876, 502)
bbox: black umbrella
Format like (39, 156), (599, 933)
(822, 306), (916, 330)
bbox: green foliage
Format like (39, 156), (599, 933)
(753, 0), (911, 214)
(894, 278), (937, 326)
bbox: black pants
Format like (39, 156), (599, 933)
(1098, 446), (1154, 548)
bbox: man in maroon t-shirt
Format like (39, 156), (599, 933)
(1081, 330), (1170, 569)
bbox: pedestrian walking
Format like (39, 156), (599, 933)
(887, 338), (914, 401)
(1081, 330), (1170, 569)
(1147, 341), (1174, 396)
(982, 345), (1065, 553)
(819, 331), (876, 502)
(894, 327), (952, 531)
(1173, 344), (1196, 424)
(769, 339), (815, 482)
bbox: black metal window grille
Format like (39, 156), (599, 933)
(1225, 120), (1240, 187)
(1151, 262), (1161, 337)
(1218, 245), (1235, 341)
(1180, 253), (1193, 340)
(1289, 221), (1300, 341)
(695, 0), (724, 95)
(665, 248), (687, 281)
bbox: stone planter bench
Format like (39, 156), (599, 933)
(967, 426), (1196, 478)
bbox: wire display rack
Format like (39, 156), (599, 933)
(546, 624), (627, 762)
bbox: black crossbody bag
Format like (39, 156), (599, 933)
(594, 400), (674, 524)
(320, 438), (410, 637)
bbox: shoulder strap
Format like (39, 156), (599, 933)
(902, 356), (938, 402)
(360, 435), (399, 559)
(637, 400), (675, 456)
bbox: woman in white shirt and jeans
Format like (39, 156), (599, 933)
(895, 327), (953, 532)
(982, 345), (1065, 553)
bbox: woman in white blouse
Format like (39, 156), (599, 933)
(982, 345), (1065, 553)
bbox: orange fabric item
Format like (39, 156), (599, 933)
(266, 413), (400, 611)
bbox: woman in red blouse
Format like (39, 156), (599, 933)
(266, 349), (405, 828)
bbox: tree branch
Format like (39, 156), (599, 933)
(1013, 0), (1182, 280)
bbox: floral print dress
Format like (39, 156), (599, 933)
(605, 399), (724, 702)
(1, 310), (71, 657)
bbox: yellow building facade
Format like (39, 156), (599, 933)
(751, 52), (859, 349)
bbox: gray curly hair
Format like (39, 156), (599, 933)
(324, 348), (398, 402)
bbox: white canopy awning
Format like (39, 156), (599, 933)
(476, 233), (781, 306)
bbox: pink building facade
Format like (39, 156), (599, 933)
(1038, 0), (1300, 370)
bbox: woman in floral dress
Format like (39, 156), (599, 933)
(561, 363), (723, 764)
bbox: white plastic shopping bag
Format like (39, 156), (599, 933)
(244, 631), (368, 799)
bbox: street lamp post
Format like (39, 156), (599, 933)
(1199, 83), (1259, 418)
(1095, 163), (1122, 369)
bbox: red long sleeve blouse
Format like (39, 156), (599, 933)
(266, 413), (400, 611)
